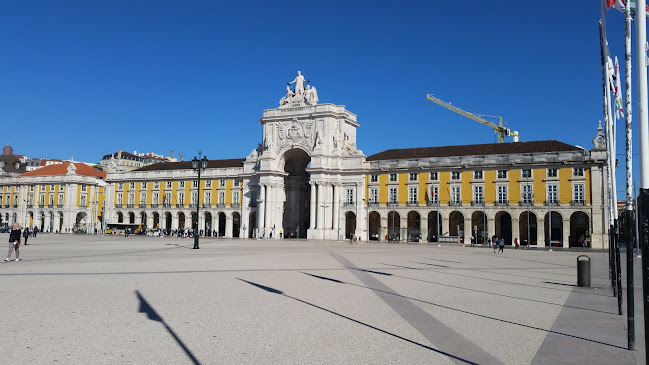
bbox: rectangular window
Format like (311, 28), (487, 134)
(522, 169), (532, 178)
(140, 193), (146, 205)
(49, 195), (54, 205)
(497, 186), (507, 204)
(346, 188), (354, 204)
(205, 191), (211, 205)
(409, 187), (417, 203)
(141, 182), (147, 189)
(60, 185), (64, 191)
(232, 191), (240, 206)
(430, 172), (438, 180)
(548, 168), (558, 178)
(164, 193), (170, 205)
(58, 194), (63, 205)
(179, 181), (185, 188)
(30, 186), (34, 192)
(117, 193), (123, 205)
(574, 184), (585, 202)
(474, 171), (483, 179)
(218, 191), (225, 205)
(451, 171), (461, 180)
(409, 173), (418, 181)
(497, 170), (507, 179)
(153, 193), (159, 205)
(234, 179), (240, 187)
(548, 184), (558, 203)
(192, 181), (198, 188)
(369, 188), (378, 204)
(205, 180), (212, 188)
(191, 192), (198, 206)
(166, 181), (172, 188)
(118, 183), (123, 190)
(389, 187), (398, 204)
(128, 193), (134, 205)
(429, 186), (439, 203)
(220, 179), (226, 187)
(178, 192), (185, 205)
(389, 174), (397, 182)
(451, 185), (461, 204)
(153, 182), (159, 189)
(50, 185), (55, 190)
(522, 184), (533, 204)
(129, 182), (135, 189)
(370, 174), (378, 182)
(473, 186), (484, 204)
(81, 185), (87, 192)
(573, 167), (584, 177)
(80, 195), (86, 207)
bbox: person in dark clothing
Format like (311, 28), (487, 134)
(6, 223), (22, 262)
(23, 228), (30, 245)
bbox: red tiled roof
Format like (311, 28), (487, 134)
(19, 161), (106, 179)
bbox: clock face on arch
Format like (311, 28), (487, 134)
(15, 162), (20, 169)
(0, 161), (5, 168)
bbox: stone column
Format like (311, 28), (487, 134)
(258, 184), (266, 232)
(333, 184), (340, 237)
(215, 214), (221, 237)
(316, 182), (324, 229)
(487, 216), (496, 240)
(441, 214), (449, 237)
(537, 211), (546, 247)
(420, 215), (428, 241)
(147, 214), (154, 228)
(264, 185), (271, 234)
(562, 218), (570, 247)
(225, 213), (233, 238)
(512, 216), (520, 243)
(309, 182), (316, 230)
(171, 214), (178, 230)
(400, 216), (407, 242)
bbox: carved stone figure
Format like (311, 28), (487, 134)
(279, 85), (294, 106)
(288, 71), (306, 99)
(306, 85), (319, 105)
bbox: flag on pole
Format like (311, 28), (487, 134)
(605, 0), (649, 17)
(613, 56), (625, 119)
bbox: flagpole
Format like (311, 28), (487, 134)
(623, 0), (636, 350)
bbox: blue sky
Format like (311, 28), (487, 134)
(0, 1), (643, 194)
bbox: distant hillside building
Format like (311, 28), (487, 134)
(100, 151), (177, 172)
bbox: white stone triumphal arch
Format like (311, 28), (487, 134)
(240, 72), (366, 240)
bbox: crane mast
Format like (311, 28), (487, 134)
(426, 94), (519, 143)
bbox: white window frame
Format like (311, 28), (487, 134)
(219, 179), (226, 187)
(141, 182), (147, 189)
(451, 185), (461, 205)
(129, 182), (135, 189)
(346, 188), (354, 204)
(497, 170), (507, 179)
(370, 174), (378, 182)
(547, 184), (558, 203)
(573, 184), (585, 203)
(521, 184), (533, 204)
(369, 188), (378, 204)
(474, 170), (483, 179)
(497, 185), (507, 204)
(232, 191), (240, 206)
(179, 181), (185, 188)
(117, 193), (123, 205)
(166, 181), (172, 188)
(153, 192), (159, 205)
(409, 187), (417, 203)
(205, 180), (212, 188)
(522, 169), (532, 178)
(218, 191), (225, 205)
(473, 185), (484, 204)
(178, 192), (185, 205)
(451, 171), (461, 180)
(389, 174), (397, 182)
(409, 173), (418, 182)
(429, 186), (439, 204)
(191, 192), (198, 206)
(192, 181), (198, 188)
(388, 187), (398, 204)
(573, 167), (584, 177)
(153, 182), (159, 189)
(547, 168), (558, 178)
(430, 172), (438, 181)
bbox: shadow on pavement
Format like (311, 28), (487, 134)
(236, 278), (479, 365)
(135, 290), (201, 365)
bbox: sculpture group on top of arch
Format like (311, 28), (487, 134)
(279, 71), (319, 107)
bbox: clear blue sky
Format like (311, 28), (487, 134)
(0, 1), (643, 194)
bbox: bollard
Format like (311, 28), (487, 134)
(577, 255), (591, 287)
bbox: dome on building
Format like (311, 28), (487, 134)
(2, 145), (13, 155)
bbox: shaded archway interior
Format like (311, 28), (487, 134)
(282, 148), (311, 238)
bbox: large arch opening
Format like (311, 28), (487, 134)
(249, 212), (257, 238)
(345, 211), (356, 239)
(519, 212), (537, 246)
(164, 212), (172, 231)
(471, 211), (487, 244)
(544, 212), (563, 247)
(58, 212), (64, 233)
(281, 148), (311, 238)
(152, 212), (160, 229)
(387, 211), (400, 241)
(368, 211), (381, 240)
(407, 211), (421, 242)
(427, 211), (441, 242)
(75, 212), (87, 233)
(128, 212), (135, 224)
(204, 212), (212, 235)
(495, 211), (512, 245)
(449, 211), (464, 238)
(570, 211), (590, 247)
(117, 212), (124, 223)
(178, 212), (186, 229)
(232, 212), (240, 238)
(218, 212), (226, 236)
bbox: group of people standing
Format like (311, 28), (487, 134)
(5, 223), (34, 262)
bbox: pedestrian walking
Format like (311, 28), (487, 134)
(514, 237), (519, 249)
(6, 223), (22, 262)
(498, 237), (505, 253)
(23, 227), (30, 245)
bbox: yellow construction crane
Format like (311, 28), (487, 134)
(426, 94), (519, 143)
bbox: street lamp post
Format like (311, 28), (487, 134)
(192, 152), (208, 249)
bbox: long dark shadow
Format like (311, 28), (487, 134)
(300, 272), (626, 349)
(415, 262), (450, 268)
(377, 262), (423, 270)
(135, 290), (201, 365)
(237, 278), (478, 365)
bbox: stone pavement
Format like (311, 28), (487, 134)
(0, 234), (643, 364)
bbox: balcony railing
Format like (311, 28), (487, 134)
(495, 200), (509, 206)
(48, 204), (54, 208)
(570, 200), (586, 206)
(79, 204), (87, 208)
(13, 204), (17, 208)
(115, 204), (122, 208)
(368, 201), (379, 207)
(151, 203), (159, 208)
(426, 200), (439, 206)
(138, 204), (146, 208)
(27, 204), (33, 208)
(231, 203), (240, 208)
(176, 203), (183, 208)
(216, 203), (225, 208)
(126, 204), (134, 208)
(343, 201), (355, 207)
(387, 202), (399, 207)
(38, 203), (45, 208)
(449, 201), (462, 206)
(203, 203), (211, 208)
(544, 200), (559, 206)
(406, 201), (419, 207)
(519, 201), (534, 206)
(471, 200), (485, 206)
(57, 204), (63, 208)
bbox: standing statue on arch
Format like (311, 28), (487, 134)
(287, 71), (308, 99)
